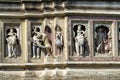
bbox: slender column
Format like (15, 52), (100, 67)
(24, 19), (30, 63)
(0, 21), (3, 62)
(64, 16), (68, 61)
(112, 21), (118, 56)
(53, 17), (57, 57)
(89, 20), (94, 60)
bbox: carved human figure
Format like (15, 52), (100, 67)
(32, 26), (43, 59)
(43, 34), (52, 56)
(6, 28), (18, 58)
(96, 28), (106, 53)
(31, 25), (53, 58)
(43, 25), (53, 57)
(75, 25), (85, 56)
(36, 33), (53, 57)
(55, 25), (63, 56)
(95, 26), (112, 54)
(104, 27), (112, 54)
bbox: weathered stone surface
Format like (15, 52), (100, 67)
(0, 0), (120, 80)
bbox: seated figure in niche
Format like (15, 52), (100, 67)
(55, 25), (63, 56)
(95, 25), (111, 54)
(74, 24), (85, 56)
(32, 26), (43, 59)
(6, 28), (18, 58)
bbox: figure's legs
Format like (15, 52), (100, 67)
(75, 42), (79, 56)
(80, 45), (83, 55)
(59, 47), (62, 56)
(57, 47), (61, 56)
(101, 42), (105, 53)
(12, 45), (16, 57)
(46, 47), (53, 57)
(46, 48), (50, 56)
(36, 47), (40, 59)
(8, 44), (12, 58)
(32, 46), (36, 58)
(59, 46), (63, 56)
(97, 44), (101, 53)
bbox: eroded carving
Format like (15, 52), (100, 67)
(31, 25), (53, 59)
(55, 25), (63, 56)
(73, 24), (86, 56)
(6, 28), (19, 58)
(95, 25), (112, 55)
(43, 25), (53, 56)
(32, 26), (42, 59)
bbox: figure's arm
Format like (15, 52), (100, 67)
(81, 30), (85, 34)
(107, 31), (111, 36)
(38, 38), (44, 41)
(55, 33), (58, 42)
(14, 33), (17, 36)
(60, 32), (63, 41)
(40, 34), (46, 42)
(6, 37), (9, 42)
(7, 32), (11, 36)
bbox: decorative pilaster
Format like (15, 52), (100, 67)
(64, 16), (68, 61)
(0, 20), (2, 62)
(112, 21), (118, 57)
(89, 20), (94, 60)
(24, 19), (30, 63)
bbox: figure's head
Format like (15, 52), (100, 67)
(34, 26), (40, 32)
(98, 28), (103, 32)
(78, 25), (81, 30)
(55, 25), (61, 31)
(10, 28), (14, 32)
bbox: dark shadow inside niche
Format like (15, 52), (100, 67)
(95, 25), (110, 54)
(5, 27), (21, 58)
(73, 24), (89, 57)
(118, 27), (120, 55)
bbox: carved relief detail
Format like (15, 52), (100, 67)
(55, 25), (63, 56)
(31, 25), (42, 59)
(74, 24), (86, 56)
(5, 24), (21, 58)
(95, 25), (112, 56)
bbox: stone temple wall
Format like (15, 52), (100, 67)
(0, 0), (120, 80)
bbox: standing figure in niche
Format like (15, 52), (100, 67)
(75, 25), (85, 56)
(41, 25), (53, 57)
(55, 25), (63, 56)
(32, 26), (43, 59)
(6, 28), (18, 58)
(96, 26), (108, 54)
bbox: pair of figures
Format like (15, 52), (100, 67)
(96, 26), (112, 54)
(6, 28), (18, 58)
(32, 27), (43, 59)
(6, 27), (42, 59)
(75, 25), (85, 56)
(32, 26), (52, 59)
(32, 25), (64, 59)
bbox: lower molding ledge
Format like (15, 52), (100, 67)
(0, 68), (120, 80)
